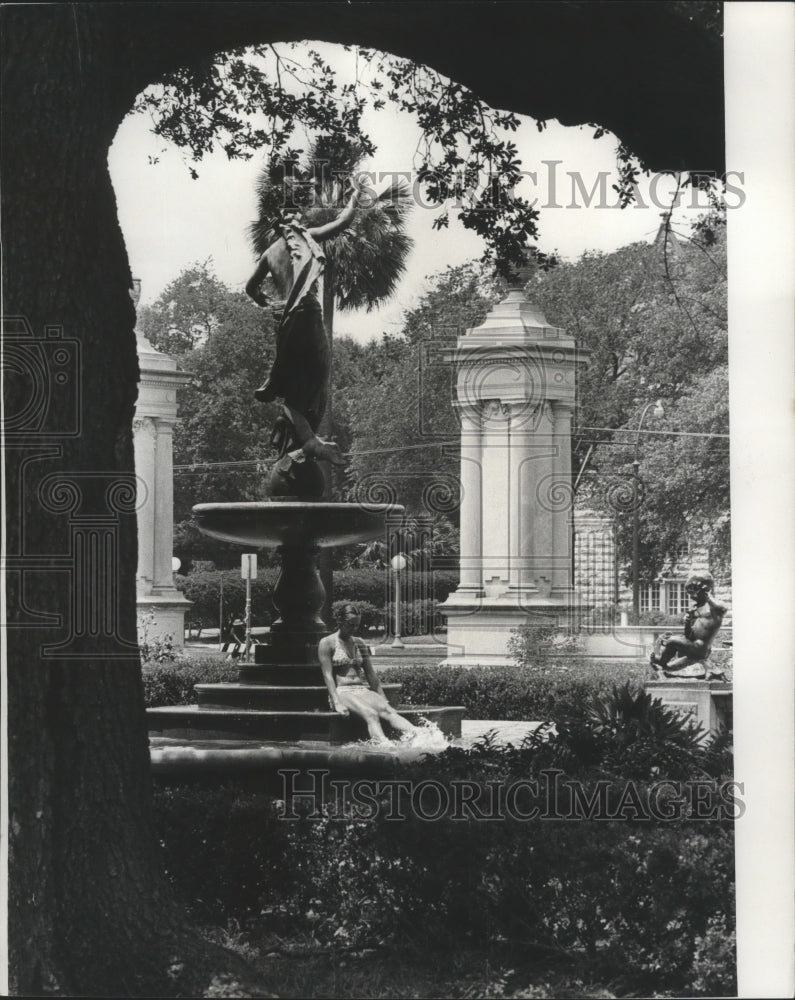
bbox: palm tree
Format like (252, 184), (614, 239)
(249, 134), (413, 398)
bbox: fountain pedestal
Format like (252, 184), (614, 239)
(147, 501), (465, 746)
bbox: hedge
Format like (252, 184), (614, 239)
(177, 567), (460, 631)
(379, 661), (646, 721)
(143, 654), (646, 718)
(142, 656), (239, 708)
(332, 568), (459, 607)
(177, 569), (278, 628)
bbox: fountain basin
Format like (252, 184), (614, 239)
(147, 704), (465, 744)
(192, 501), (403, 549)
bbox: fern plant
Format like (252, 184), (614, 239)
(550, 682), (714, 780)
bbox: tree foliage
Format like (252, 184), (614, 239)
(138, 261), (230, 355)
(133, 40), (699, 276)
(140, 262), (283, 567)
(344, 262), (503, 513)
(531, 215), (729, 572)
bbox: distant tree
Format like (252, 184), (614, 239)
(532, 214), (729, 571)
(138, 261), (230, 355)
(532, 219), (727, 478)
(611, 365), (731, 580)
(141, 264), (283, 567)
(345, 262), (503, 512)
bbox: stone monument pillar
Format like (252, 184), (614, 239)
(441, 273), (588, 666)
(132, 280), (192, 648)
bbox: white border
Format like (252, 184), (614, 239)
(726, 4), (795, 997)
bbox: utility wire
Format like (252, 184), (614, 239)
(174, 424), (729, 473)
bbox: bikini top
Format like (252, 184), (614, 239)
(331, 633), (365, 678)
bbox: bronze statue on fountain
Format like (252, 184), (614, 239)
(244, 182), (361, 497)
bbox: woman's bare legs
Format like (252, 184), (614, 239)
(336, 687), (418, 742)
(336, 688), (389, 742)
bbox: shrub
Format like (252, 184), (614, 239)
(142, 656), (239, 707)
(384, 598), (443, 635)
(379, 661), (645, 721)
(630, 610), (683, 627)
(137, 610), (183, 664)
(152, 762), (736, 997)
(177, 567), (460, 630)
(332, 568), (459, 608)
(330, 600), (384, 631)
(519, 682), (732, 781)
(507, 622), (582, 667)
(177, 569), (279, 629)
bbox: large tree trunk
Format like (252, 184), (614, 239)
(1, 8), (266, 996)
(2, 4), (722, 994)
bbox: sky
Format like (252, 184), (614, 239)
(107, 39), (717, 343)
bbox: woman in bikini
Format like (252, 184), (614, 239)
(318, 603), (418, 744)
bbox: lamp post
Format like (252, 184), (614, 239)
(632, 400), (665, 616)
(391, 553), (407, 649)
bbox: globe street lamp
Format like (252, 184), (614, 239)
(632, 400), (665, 617)
(391, 553), (407, 649)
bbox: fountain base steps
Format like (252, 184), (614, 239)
(147, 703), (465, 744)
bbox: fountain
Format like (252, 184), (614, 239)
(147, 183), (464, 776)
(147, 499), (464, 757)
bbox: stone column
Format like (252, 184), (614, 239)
(440, 279), (589, 666)
(479, 400), (511, 594)
(133, 416), (157, 593)
(132, 281), (192, 648)
(456, 402), (483, 593)
(152, 419), (177, 593)
(550, 400), (574, 597)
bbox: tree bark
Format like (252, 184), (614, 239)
(2, 7), (268, 995)
(1, 3), (723, 993)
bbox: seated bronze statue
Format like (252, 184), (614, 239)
(650, 571), (728, 680)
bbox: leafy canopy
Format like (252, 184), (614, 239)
(134, 41), (722, 276)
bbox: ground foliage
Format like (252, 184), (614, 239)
(379, 661), (643, 725)
(153, 755), (735, 997)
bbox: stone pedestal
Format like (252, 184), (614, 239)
(440, 281), (589, 665)
(132, 282), (192, 648)
(646, 679), (733, 737)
